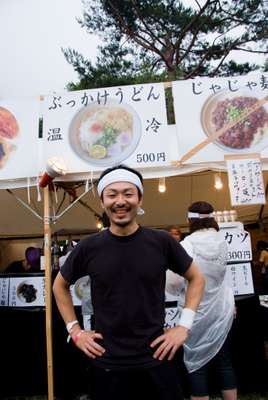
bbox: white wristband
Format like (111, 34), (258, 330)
(66, 320), (79, 333)
(178, 308), (196, 330)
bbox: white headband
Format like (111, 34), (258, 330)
(97, 169), (143, 197)
(188, 212), (214, 219)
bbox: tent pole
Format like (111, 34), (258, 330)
(44, 185), (54, 400)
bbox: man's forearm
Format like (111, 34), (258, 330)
(183, 262), (205, 312)
(53, 274), (81, 330)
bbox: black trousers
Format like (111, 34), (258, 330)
(189, 335), (237, 397)
(89, 361), (184, 400)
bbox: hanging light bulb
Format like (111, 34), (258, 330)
(214, 173), (223, 190)
(96, 218), (103, 230)
(158, 177), (166, 193)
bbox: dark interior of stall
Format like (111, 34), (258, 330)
(1, 229), (268, 399)
(1, 286), (268, 398)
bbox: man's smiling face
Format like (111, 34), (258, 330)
(101, 181), (142, 229)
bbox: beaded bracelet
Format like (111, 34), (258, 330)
(72, 330), (85, 344)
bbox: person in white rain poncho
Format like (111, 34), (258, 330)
(166, 201), (237, 400)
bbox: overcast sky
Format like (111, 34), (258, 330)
(0, 0), (266, 98)
(0, 0), (100, 97)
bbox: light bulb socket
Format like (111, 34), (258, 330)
(39, 172), (54, 188)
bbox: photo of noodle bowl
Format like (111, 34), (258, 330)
(201, 90), (268, 152)
(69, 101), (142, 166)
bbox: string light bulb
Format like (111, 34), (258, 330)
(158, 177), (166, 193)
(214, 173), (223, 190)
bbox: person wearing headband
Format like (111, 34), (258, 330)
(53, 165), (205, 400)
(166, 201), (237, 400)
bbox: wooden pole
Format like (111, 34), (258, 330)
(44, 186), (54, 400)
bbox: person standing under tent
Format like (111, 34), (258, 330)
(53, 164), (205, 400)
(167, 225), (183, 242)
(256, 240), (268, 293)
(166, 201), (237, 400)
(5, 246), (41, 273)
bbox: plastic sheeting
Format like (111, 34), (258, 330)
(166, 228), (235, 372)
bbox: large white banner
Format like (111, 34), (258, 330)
(42, 83), (175, 173)
(0, 97), (40, 180)
(172, 73), (268, 164)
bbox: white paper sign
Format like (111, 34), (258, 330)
(172, 73), (268, 164)
(164, 306), (181, 329)
(0, 277), (9, 306)
(42, 83), (170, 173)
(69, 285), (82, 306)
(218, 224), (252, 262)
(8, 276), (45, 307)
(218, 223), (254, 295)
(226, 262), (254, 296)
(226, 157), (266, 205)
(0, 97), (41, 180)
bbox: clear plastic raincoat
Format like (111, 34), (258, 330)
(166, 228), (234, 373)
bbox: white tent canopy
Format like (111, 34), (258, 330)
(1, 167), (267, 238)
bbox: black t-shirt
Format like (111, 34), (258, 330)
(61, 226), (192, 369)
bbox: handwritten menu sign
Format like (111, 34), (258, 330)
(0, 277), (9, 306)
(219, 222), (254, 295)
(164, 307), (181, 329)
(226, 262), (254, 296)
(225, 154), (266, 206)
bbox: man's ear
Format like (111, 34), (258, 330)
(100, 200), (105, 210)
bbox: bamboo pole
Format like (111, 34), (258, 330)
(44, 186), (54, 400)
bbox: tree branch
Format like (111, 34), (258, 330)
(130, 0), (167, 48)
(210, 51), (230, 76)
(174, 0), (219, 66)
(174, 0), (218, 49)
(234, 47), (268, 54)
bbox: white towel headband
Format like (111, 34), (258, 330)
(97, 169), (143, 197)
(188, 212), (214, 219)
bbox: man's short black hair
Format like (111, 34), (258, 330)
(97, 164), (143, 199)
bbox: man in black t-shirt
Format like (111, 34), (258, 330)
(53, 165), (205, 400)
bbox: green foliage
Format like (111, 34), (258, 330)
(64, 0), (268, 89)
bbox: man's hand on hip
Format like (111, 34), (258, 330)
(150, 326), (188, 361)
(73, 330), (106, 359)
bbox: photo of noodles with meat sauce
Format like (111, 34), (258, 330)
(0, 107), (19, 168)
(69, 101), (142, 166)
(0, 138), (15, 168)
(0, 106), (19, 139)
(201, 92), (268, 151)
